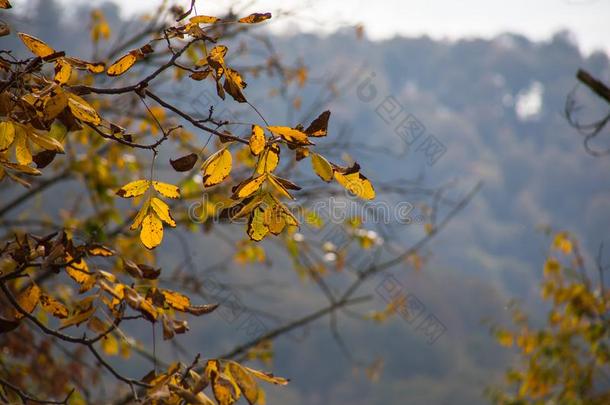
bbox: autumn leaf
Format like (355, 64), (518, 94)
(140, 213), (163, 249)
(170, 153), (198, 172)
(152, 181), (180, 199)
(13, 284), (41, 320)
(247, 206), (269, 241)
(267, 126), (312, 145)
(64, 57), (105, 74)
(310, 153), (333, 182)
(40, 293), (68, 319)
(248, 125), (266, 156)
(0, 121), (15, 151)
(150, 197), (176, 227)
(190, 15), (220, 24)
(232, 174), (266, 199)
(305, 110), (330, 137)
(201, 148), (232, 187)
(223, 68), (247, 103)
(255, 144), (279, 174)
(333, 163), (375, 200)
(238, 13), (272, 24)
(29, 131), (65, 153)
(116, 179), (150, 198)
(0, 0), (11, 9)
(107, 52), (137, 76)
(161, 289), (191, 311)
(226, 362), (260, 404)
(54, 59), (72, 84)
(67, 94), (101, 125)
(18, 32), (54, 58)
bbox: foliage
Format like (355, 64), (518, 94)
(489, 231), (610, 405)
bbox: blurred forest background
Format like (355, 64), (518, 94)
(2, 0), (610, 404)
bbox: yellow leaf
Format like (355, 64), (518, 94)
(14, 127), (32, 165)
(29, 131), (64, 153)
(150, 197), (176, 227)
(107, 52), (137, 76)
(40, 293), (68, 319)
(249, 125), (265, 156)
(226, 362), (260, 404)
(101, 333), (119, 356)
(223, 68), (247, 103)
(244, 366), (289, 385)
(13, 284), (41, 320)
(190, 15), (220, 24)
(0, 161), (41, 176)
(43, 89), (68, 121)
(68, 94), (101, 125)
(310, 153), (333, 182)
(267, 126), (312, 145)
(0, 121), (15, 151)
(54, 59), (72, 84)
(238, 12), (272, 24)
(152, 181), (180, 199)
(334, 170), (375, 200)
(248, 206), (269, 242)
(201, 148), (232, 187)
(60, 305), (96, 329)
(232, 174), (266, 199)
(18, 32), (54, 57)
(140, 213), (163, 249)
(65, 253), (95, 293)
(263, 204), (287, 235)
(255, 144), (279, 174)
(207, 45), (228, 78)
(64, 57), (105, 73)
(130, 197), (151, 230)
(161, 289), (191, 311)
(266, 174), (295, 200)
(116, 179), (150, 198)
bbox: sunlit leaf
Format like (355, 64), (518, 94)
(140, 213), (163, 249)
(248, 206), (269, 242)
(54, 59), (72, 84)
(223, 68), (247, 103)
(107, 52), (137, 76)
(201, 148), (232, 187)
(67, 94), (101, 125)
(161, 289), (191, 311)
(152, 181), (180, 199)
(334, 163), (375, 200)
(116, 179), (150, 198)
(238, 13), (272, 24)
(310, 153), (333, 182)
(232, 174), (266, 199)
(255, 144), (279, 174)
(0, 121), (15, 151)
(249, 125), (265, 156)
(190, 15), (220, 24)
(18, 32), (54, 57)
(150, 197), (176, 227)
(267, 126), (312, 145)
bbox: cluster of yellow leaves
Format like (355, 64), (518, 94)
(90, 9), (111, 43)
(116, 180), (180, 249)
(490, 231), (610, 404)
(144, 359), (287, 404)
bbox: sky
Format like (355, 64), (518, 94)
(73, 0), (610, 55)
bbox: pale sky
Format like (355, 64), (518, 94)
(66, 0), (610, 55)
